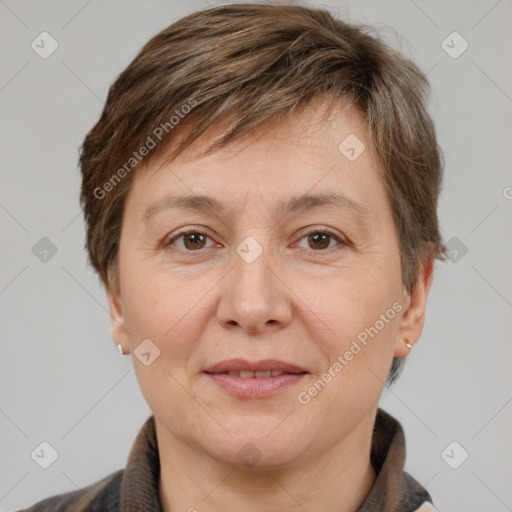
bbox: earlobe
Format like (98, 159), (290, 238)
(394, 259), (434, 358)
(106, 282), (130, 353)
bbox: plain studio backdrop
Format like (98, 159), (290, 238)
(1, 1), (511, 511)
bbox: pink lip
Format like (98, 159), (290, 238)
(203, 358), (308, 374)
(203, 359), (309, 399)
(204, 372), (307, 398)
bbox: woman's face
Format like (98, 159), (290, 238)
(108, 104), (430, 469)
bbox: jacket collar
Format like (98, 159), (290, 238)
(357, 408), (433, 511)
(120, 414), (162, 511)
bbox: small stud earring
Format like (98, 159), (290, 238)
(404, 338), (412, 349)
(117, 344), (125, 355)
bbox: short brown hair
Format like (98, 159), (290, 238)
(79, 2), (446, 383)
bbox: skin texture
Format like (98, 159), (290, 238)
(107, 102), (433, 512)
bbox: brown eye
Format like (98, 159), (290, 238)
(307, 232), (332, 250)
(182, 232), (207, 250)
(167, 230), (215, 252)
(295, 229), (344, 252)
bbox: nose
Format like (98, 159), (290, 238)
(216, 241), (293, 334)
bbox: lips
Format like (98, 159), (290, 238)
(203, 359), (309, 398)
(217, 370), (287, 378)
(203, 358), (308, 376)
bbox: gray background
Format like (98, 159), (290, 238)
(1, 0), (511, 510)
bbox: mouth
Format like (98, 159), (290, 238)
(203, 359), (308, 398)
(203, 358), (308, 375)
(206, 370), (302, 378)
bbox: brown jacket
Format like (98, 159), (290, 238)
(17, 409), (437, 511)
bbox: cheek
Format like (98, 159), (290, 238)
(122, 266), (220, 372)
(123, 270), (209, 420)
(298, 279), (399, 427)
(299, 261), (401, 401)
(307, 263), (400, 338)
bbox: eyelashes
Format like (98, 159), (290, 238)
(165, 227), (347, 255)
(167, 229), (216, 251)
(296, 229), (344, 251)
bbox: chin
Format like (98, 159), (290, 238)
(207, 420), (310, 469)
(221, 413), (296, 438)
(218, 442), (305, 472)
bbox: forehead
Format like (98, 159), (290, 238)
(126, 102), (383, 216)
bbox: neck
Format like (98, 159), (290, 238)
(156, 409), (377, 512)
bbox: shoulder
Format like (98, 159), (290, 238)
(15, 468), (124, 512)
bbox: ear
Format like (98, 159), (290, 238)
(394, 259), (434, 358)
(106, 277), (131, 354)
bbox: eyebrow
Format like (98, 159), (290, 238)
(142, 192), (370, 223)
